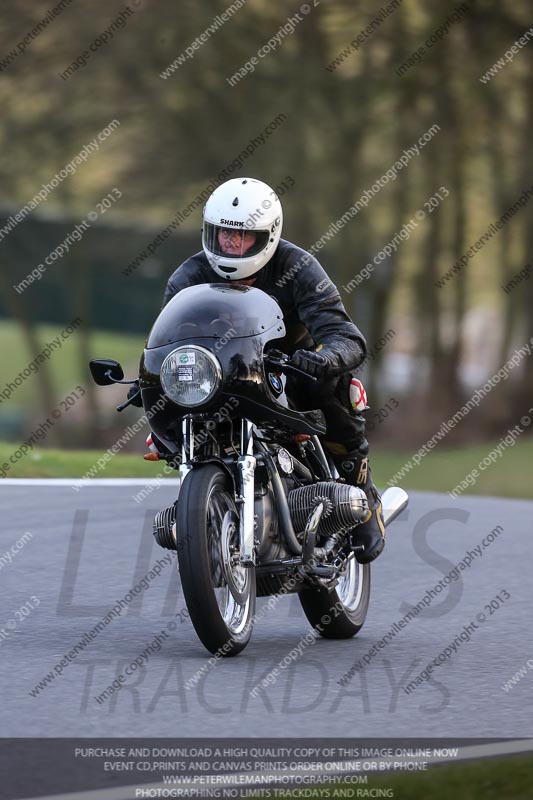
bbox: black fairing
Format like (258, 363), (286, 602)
(147, 283), (284, 347)
(139, 284), (326, 443)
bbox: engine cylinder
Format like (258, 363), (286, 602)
(153, 505), (177, 550)
(287, 482), (368, 537)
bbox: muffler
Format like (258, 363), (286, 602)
(381, 487), (409, 527)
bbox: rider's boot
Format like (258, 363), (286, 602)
(332, 449), (385, 564)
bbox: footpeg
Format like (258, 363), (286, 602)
(304, 564), (335, 578)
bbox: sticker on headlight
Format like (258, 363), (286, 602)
(177, 366), (193, 381)
(178, 352), (196, 365)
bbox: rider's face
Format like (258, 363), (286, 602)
(218, 228), (257, 256)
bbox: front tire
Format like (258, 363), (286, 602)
(298, 556), (370, 638)
(176, 464), (255, 656)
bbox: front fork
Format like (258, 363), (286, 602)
(179, 415), (194, 483)
(237, 419), (256, 566)
(179, 415), (256, 566)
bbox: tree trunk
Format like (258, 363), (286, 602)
(0, 268), (60, 444)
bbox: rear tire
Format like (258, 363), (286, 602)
(298, 556), (370, 638)
(176, 464), (255, 656)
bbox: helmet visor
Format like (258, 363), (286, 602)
(203, 223), (270, 260)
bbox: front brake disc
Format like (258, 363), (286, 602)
(220, 510), (249, 604)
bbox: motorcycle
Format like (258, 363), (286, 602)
(90, 283), (408, 656)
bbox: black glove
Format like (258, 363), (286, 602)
(127, 380), (143, 407)
(289, 349), (330, 380)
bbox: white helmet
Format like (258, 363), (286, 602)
(202, 177), (283, 280)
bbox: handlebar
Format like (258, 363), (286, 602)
(117, 353), (315, 412)
(264, 350), (317, 382)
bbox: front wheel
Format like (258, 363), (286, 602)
(176, 464), (255, 656)
(298, 555), (370, 638)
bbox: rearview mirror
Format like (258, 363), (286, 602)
(89, 359), (125, 386)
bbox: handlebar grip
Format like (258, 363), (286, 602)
(116, 397), (137, 412)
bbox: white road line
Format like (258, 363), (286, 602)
(0, 479), (176, 486)
(14, 739), (533, 800)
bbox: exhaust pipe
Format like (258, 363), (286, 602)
(381, 487), (409, 527)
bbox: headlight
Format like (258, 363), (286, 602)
(160, 345), (222, 407)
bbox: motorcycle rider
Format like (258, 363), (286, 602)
(136, 178), (385, 563)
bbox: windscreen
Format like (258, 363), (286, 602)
(146, 283), (285, 348)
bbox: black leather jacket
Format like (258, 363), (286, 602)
(163, 239), (366, 376)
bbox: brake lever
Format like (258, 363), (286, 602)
(116, 394), (140, 412)
(264, 355), (317, 382)
(283, 363), (318, 382)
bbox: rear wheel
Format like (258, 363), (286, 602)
(298, 555), (370, 638)
(176, 464), (255, 655)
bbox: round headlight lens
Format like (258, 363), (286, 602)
(160, 346), (221, 407)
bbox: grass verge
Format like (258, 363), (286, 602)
(0, 319), (144, 413)
(372, 437), (533, 500)
(0, 437), (532, 498)
(333, 754), (533, 800)
(0, 441), (161, 479)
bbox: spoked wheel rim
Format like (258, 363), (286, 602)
(206, 484), (251, 635)
(335, 553), (365, 612)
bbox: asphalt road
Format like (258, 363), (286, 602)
(0, 481), (531, 738)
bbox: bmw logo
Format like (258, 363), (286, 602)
(268, 373), (283, 395)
